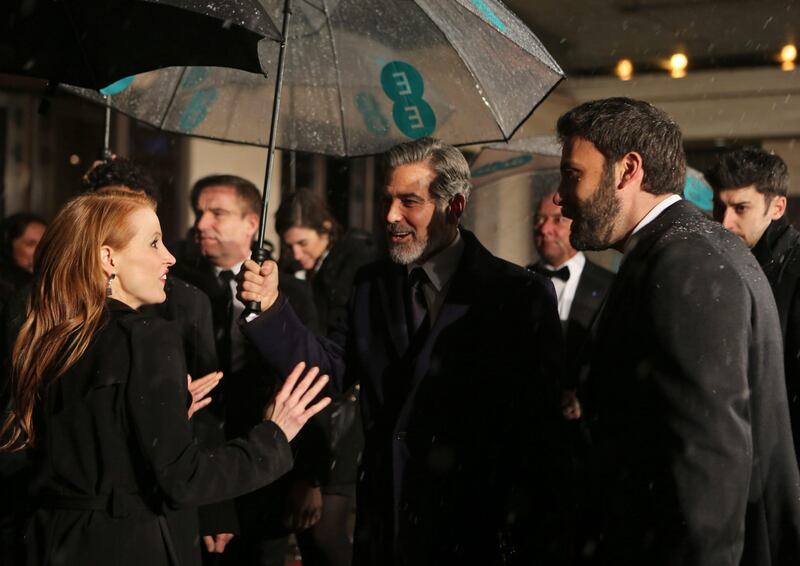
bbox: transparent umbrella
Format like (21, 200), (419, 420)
(69, 0), (564, 312)
(69, 0), (564, 156)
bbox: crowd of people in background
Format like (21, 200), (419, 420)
(1, 96), (800, 566)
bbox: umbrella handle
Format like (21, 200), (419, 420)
(242, 246), (271, 318)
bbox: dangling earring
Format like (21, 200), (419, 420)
(106, 273), (116, 297)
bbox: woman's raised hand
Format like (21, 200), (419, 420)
(265, 362), (331, 442)
(187, 371), (223, 419)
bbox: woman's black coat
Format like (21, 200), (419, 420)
(25, 300), (293, 566)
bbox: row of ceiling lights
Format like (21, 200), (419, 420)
(614, 43), (797, 80)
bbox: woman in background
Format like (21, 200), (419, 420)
(0, 188), (329, 566)
(274, 189), (376, 566)
(0, 212), (46, 296)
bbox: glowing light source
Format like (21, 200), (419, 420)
(780, 44), (797, 71)
(69, 154), (81, 166)
(670, 53), (688, 78)
(615, 59), (634, 81)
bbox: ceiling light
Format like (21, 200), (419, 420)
(670, 53), (688, 78)
(780, 43), (797, 71)
(615, 59), (634, 80)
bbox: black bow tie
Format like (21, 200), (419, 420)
(530, 264), (570, 282)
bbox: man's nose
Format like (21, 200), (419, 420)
(196, 211), (212, 231)
(385, 199), (402, 224)
(722, 209), (736, 230)
(292, 246), (303, 261)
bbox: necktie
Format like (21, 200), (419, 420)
(531, 264), (570, 282)
(407, 267), (430, 337)
(217, 270), (235, 372)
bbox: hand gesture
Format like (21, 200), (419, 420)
(237, 259), (280, 313)
(203, 533), (234, 554)
(266, 362), (331, 442)
(187, 371), (223, 419)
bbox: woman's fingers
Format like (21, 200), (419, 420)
(276, 362), (307, 405)
(297, 374), (329, 410)
(286, 366), (320, 407)
(302, 396), (332, 421)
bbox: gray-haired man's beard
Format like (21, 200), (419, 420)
(387, 225), (427, 265)
(568, 169), (621, 251)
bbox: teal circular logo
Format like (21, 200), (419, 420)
(380, 61), (436, 139)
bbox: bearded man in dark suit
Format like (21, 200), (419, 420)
(556, 97), (800, 566)
(236, 137), (569, 566)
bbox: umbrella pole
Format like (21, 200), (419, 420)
(245, 0), (293, 316)
(103, 95), (112, 160)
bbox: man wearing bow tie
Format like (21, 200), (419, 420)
(528, 189), (613, 393)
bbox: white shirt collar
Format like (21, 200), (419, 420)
(213, 260), (245, 278)
(544, 251), (586, 273)
(625, 194), (682, 255)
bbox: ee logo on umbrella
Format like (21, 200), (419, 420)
(380, 61), (436, 139)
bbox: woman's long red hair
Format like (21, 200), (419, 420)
(0, 188), (155, 450)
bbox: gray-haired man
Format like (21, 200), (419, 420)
(237, 137), (569, 566)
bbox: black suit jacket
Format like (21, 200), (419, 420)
(752, 217), (800, 469)
(530, 258), (614, 386)
(242, 229), (569, 566)
(580, 200), (800, 566)
(26, 300), (293, 566)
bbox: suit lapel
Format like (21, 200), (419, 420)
(397, 232), (484, 424)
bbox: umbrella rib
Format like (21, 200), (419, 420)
(160, 66), (190, 131)
(321, 0), (349, 156)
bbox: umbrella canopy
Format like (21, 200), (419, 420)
(68, 0), (564, 157)
(0, 0), (279, 89)
(469, 135), (562, 188)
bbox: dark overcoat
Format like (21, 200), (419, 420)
(25, 300), (294, 566)
(579, 200), (800, 566)
(243, 229), (569, 566)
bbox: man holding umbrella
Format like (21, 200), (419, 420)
(237, 137), (569, 566)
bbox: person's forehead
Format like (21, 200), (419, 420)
(717, 185), (760, 203)
(537, 193), (561, 214)
(561, 137), (605, 167)
(197, 185), (242, 208)
(385, 162), (436, 194)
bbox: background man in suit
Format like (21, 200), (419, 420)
(171, 174), (317, 566)
(236, 137), (568, 566)
(556, 97), (800, 566)
(529, 189), (614, 411)
(708, 147), (800, 468)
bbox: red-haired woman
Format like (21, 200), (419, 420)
(0, 188), (330, 566)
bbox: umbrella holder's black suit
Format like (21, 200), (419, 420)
(242, 230), (570, 566)
(579, 200), (800, 566)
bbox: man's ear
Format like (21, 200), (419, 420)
(100, 245), (115, 277)
(618, 152), (644, 191)
(770, 195), (788, 220)
(447, 194), (466, 222)
(245, 212), (260, 238)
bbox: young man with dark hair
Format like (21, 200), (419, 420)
(708, 147), (800, 468)
(556, 97), (800, 566)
